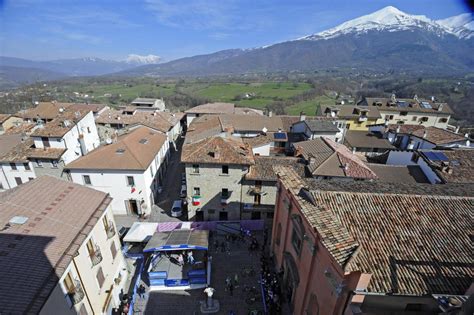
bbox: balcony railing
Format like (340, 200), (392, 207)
(67, 280), (85, 305)
(247, 186), (265, 195)
(106, 222), (116, 239)
(90, 246), (103, 267)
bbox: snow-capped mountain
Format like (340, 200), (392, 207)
(126, 54), (162, 65)
(300, 6), (473, 41)
(437, 13), (474, 39)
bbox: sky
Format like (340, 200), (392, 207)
(0, 0), (471, 62)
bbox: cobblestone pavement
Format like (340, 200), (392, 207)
(135, 232), (266, 315)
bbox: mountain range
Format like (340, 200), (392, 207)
(1, 6), (473, 88)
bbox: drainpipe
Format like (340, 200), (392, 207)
(72, 257), (95, 315)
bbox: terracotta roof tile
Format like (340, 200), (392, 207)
(294, 138), (377, 179)
(411, 127), (468, 145)
(275, 166), (474, 296)
(96, 109), (182, 133)
(344, 130), (394, 149)
(181, 136), (254, 165)
(421, 149), (474, 183)
(185, 102), (235, 114)
(245, 156), (305, 181)
(66, 126), (167, 170)
(31, 110), (89, 138)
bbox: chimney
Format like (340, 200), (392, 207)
(455, 126), (460, 133)
(268, 111), (273, 118)
(431, 96), (435, 102)
(396, 125), (401, 134)
(423, 130), (427, 139)
(438, 104), (444, 112)
(299, 111), (306, 121)
(343, 163), (349, 171)
(466, 139), (470, 147)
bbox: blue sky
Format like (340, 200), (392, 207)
(0, 0), (470, 62)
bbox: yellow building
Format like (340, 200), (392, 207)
(318, 105), (381, 131)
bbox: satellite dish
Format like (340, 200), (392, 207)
(105, 138), (112, 145)
(262, 127), (268, 134)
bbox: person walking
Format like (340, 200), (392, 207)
(187, 251), (195, 265)
(178, 252), (184, 266)
(228, 282), (234, 296)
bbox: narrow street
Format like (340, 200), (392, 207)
(149, 137), (187, 222)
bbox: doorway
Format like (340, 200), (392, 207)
(219, 211), (228, 221)
(126, 199), (139, 216)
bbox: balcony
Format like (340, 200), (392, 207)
(106, 222), (116, 239)
(67, 280), (85, 305)
(90, 246), (103, 267)
(247, 186), (265, 195)
(221, 196), (230, 205)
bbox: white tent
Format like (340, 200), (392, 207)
(123, 222), (158, 242)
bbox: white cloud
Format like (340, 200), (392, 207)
(126, 54), (162, 64)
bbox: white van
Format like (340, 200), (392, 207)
(180, 185), (187, 198)
(171, 200), (183, 217)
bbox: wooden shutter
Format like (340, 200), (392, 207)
(110, 242), (117, 259)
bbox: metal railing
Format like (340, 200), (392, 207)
(90, 246), (103, 267)
(67, 280), (85, 305)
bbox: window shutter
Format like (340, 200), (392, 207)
(110, 242), (117, 259)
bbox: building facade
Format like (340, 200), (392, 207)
(0, 176), (129, 314)
(66, 126), (169, 216)
(271, 166), (474, 314)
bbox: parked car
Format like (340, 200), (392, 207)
(171, 200), (183, 217)
(180, 185), (187, 198)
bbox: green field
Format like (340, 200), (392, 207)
(286, 95), (336, 115)
(185, 82), (313, 109)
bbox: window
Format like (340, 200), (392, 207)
(439, 118), (448, 123)
(399, 111), (408, 116)
(15, 177), (22, 185)
(385, 115), (394, 120)
(83, 175), (91, 185)
(52, 160), (58, 168)
(87, 127), (91, 133)
(10, 163), (17, 170)
(126, 176), (135, 187)
(28, 177), (34, 181)
(102, 215), (109, 232)
(110, 242), (117, 259)
(411, 153), (420, 163)
(41, 137), (50, 148)
(96, 267), (105, 288)
(24, 163), (30, 170)
(420, 117), (429, 122)
(192, 164), (199, 174)
(276, 223), (282, 246)
(221, 188), (229, 199)
(63, 272), (75, 294)
(412, 116), (418, 121)
(36, 159), (43, 167)
(222, 165), (229, 174)
(193, 187), (200, 196)
(0, 182), (3, 190)
(291, 229), (303, 256)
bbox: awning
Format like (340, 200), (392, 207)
(143, 229), (209, 252)
(123, 222), (159, 243)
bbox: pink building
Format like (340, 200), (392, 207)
(271, 166), (473, 314)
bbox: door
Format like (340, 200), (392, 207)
(126, 200), (139, 215)
(254, 194), (261, 206)
(41, 137), (50, 148)
(219, 211), (228, 221)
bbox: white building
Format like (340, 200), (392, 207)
(66, 126), (169, 216)
(30, 110), (100, 165)
(0, 134), (36, 190)
(291, 117), (342, 142)
(0, 176), (129, 314)
(130, 98), (166, 111)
